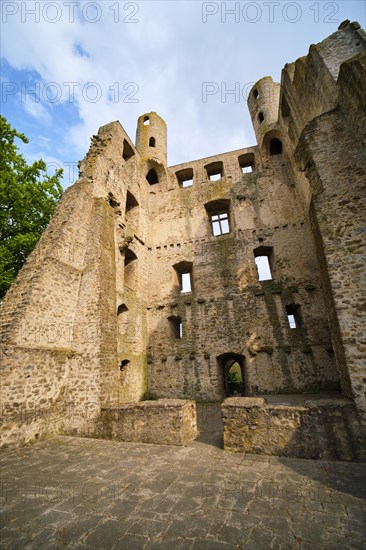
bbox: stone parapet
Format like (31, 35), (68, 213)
(94, 399), (197, 446)
(222, 397), (366, 461)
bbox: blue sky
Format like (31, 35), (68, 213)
(1, 1), (365, 188)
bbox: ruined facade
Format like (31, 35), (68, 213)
(0, 21), (365, 453)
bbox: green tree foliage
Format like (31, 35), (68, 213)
(0, 116), (63, 299)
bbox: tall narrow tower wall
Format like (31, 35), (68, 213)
(135, 111), (167, 165)
(278, 21), (366, 416)
(248, 77), (281, 148)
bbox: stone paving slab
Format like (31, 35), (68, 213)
(1, 434), (365, 549)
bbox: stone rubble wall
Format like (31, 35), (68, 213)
(222, 397), (366, 461)
(94, 399), (197, 446)
(279, 21), (366, 417)
(0, 121), (148, 448)
(146, 144), (337, 400)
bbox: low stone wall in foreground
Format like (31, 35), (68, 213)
(94, 399), (197, 446)
(222, 397), (366, 461)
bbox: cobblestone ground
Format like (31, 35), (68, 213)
(1, 405), (365, 549)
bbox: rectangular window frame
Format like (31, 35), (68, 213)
(210, 211), (230, 236)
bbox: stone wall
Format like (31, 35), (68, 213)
(0, 122), (149, 448)
(222, 397), (366, 461)
(94, 399), (197, 445)
(278, 21), (366, 417)
(146, 143), (337, 400)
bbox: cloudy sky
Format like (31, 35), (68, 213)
(1, 0), (365, 187)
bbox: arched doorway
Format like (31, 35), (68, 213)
(217, 353), (246, 397)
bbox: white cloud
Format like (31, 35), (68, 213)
(22, 97), (51, 123)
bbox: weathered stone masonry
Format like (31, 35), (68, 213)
(0, 21), (365, 453)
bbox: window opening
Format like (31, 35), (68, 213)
(122, 139), (135, 161)
(239, 153), (255, 174)
(181, 272), (191, 293)
(211, 212), (230, 236)
(173, 261), (193, 293)
(169, 316), (183, 339)
(288, 314), (296, 328)
(117, 304), (128, 315)
(205, 199), (231, 237)
(205, 161), (223, 182)
(176, 168), (194, 188)
(125, 190), (138, 212)
(255, 256), (272, 280)
(124, 249), (137, 266)
(286, 304), (301, 329)
(120, 359), (130, 370)
(146, 168), (159, 185)
(270, 138), (283, 155)
(254, 246), (273, 281)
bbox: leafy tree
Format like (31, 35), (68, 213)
(0, 116), (63, 299)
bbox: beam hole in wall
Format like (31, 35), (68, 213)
(253, 89), (259, 99)
(146, 168), (159, 185)
(143, 116), (149, 125)
(149, 137), (156, 147)
(239, 153), (255, 174)
(205, 161), (224, 182)
(122, 139), (135, 161)
(286, 304), (301, 329)
(108, 192), (120, 210)
(258, 112), (264, 123)
(270, 138), (283, 155)
(254, 246), (273, 280)
(168, 315), (183, 339)
(176, 167), (194, 188)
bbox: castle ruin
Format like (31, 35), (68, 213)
(1, 21), (365, 459)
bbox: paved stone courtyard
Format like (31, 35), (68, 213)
(1, 405), (365, 549)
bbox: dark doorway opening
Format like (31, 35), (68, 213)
(218, 353), (246, 397)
